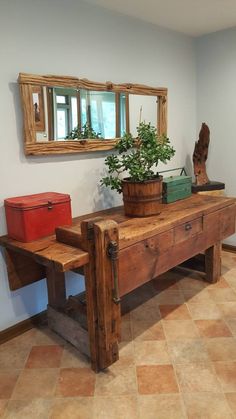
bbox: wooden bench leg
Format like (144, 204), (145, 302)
(81, 220), (100, 372)
(81, 218), (121, 371)
(81, 218), (121, 372)
(205, 241), (221, 283)
(94, 219), (121, 370)
(46, 265), (66, 308)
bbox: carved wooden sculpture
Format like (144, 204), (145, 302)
(193, 123), (210, 185)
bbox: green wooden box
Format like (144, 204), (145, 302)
(162, 175), (192, 204)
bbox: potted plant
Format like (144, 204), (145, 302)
(101, 122), (175, 217)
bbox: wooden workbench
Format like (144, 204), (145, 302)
(1, 194), (236, 371)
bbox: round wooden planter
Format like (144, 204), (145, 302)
(122, 176), (163, 217)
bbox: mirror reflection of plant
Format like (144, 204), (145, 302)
(101, 122), (175, 193)
(66, 122), (103, 140)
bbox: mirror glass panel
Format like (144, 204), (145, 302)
(33, 87), (128, 142)
(129, 94), (158, 137)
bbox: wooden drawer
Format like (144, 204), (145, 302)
(119, 229), (174, 296)
(174, 217), (203, 244)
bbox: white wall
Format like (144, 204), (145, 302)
(0, 0), (196, 330)
(196, 28), (236, 244)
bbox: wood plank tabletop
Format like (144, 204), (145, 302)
(0, 235), (89, 272)
(57, 194), (236, 250)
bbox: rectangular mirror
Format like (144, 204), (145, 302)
(19, 73), (167, 155)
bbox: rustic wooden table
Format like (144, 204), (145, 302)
(1, 194), (236, 371)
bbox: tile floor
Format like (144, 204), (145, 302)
(1, 251), (236, 418)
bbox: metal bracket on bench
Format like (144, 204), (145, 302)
(107, 241), (121, 305)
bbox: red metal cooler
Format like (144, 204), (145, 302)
(4, 192), (72, 242)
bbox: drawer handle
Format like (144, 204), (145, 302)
(185, 223), (192, 231)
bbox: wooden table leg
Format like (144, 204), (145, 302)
(205, 241), (221, 283)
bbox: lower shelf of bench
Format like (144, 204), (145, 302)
(47, 305), (90, 358)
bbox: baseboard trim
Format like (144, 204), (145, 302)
(0, 311), (47, 345)
(222, 243), (236, 254)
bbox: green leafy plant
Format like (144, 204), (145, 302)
(66, 122), (102, 140)
(101, 122), (175, 193)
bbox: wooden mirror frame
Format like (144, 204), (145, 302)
(18, 73), (168, 156)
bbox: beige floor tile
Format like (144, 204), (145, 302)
(0, 370), (20, 399)
(136, 364), (179, 395)
(221, 265), (232, 276)
(132, 319), (165, 341)
(121, 313), (133, 341)
(0, 341), (31, 369)
(214, 361), (236, 391)
(208, 288), (236, 302)
(50, 397), (94, 419)
(130, 303), (161, 322)
(223, 268), (236, 287)
(225, 392), (236, 415)
(225, 319), (236, 336)
(60, 344), (90, 368)
(116, 341), (135, 367)
(218, 303), (236, 319)
(159, 304), (191, 320)
(187, 302), (222, 320)
(11, 368), (59, 399)
(34, 327), (65, 346)
(177, 276), (208, 291)
(94, 395), (139, 419)
(195, 319), (232, 338)
(168, 339), (209, 364)
(183, 392), (233, 418)
(182, 289), (213, 304)
(138, 394), (185, 419)
(151, 290), (185, 305)
(0, 400), (8, 417)
(175, 363), (221, 392)
(95, 365), (137, 396)
(4, 399), (52, 419)
(205, 337), (236, 361)
(163, 320), (199, 340)
(134, 340), (170, 365)
(207, 277), (230, 289)
(4, 329), (37, 347)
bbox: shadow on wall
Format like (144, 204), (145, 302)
(0, 205), (7, 236)
(9, 82), (25, 161)
(0, 247), (48, 328)
(93, 165), (123, 211)
(0, 247), (85, 330)
(94, 183), (119, 211)
(185, 154), (193, 179)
